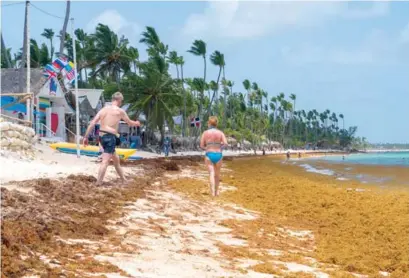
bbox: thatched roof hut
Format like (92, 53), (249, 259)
(1, 68), (47, 95)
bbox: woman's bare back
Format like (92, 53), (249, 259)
(201, 129), (227, 152)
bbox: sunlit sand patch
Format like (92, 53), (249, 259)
(276, 227), (314, 241)
(274, 261), (330, 278)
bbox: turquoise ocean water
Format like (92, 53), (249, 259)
(312, 151), (409, 167)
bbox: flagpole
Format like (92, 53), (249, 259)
(71, 17), (81, 158)
(26, 0), (31, 123)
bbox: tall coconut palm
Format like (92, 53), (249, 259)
(187, 40), (207, 83)
(128, 46), (139, 74)
(140, 26), (165, 58)
(290, 94), (296, 113)
(178, 55), (187, 136)
(339, 114), (345, 130)
(125, 55), (180, 145)
(209, 50), (225, 115)
(41, 28), (55, 60)
(168, 50), (179, 79)
(289, 93), (296, 137)
(187, 40), (207, 118)
(251, 82), (259, 109)
(74, 28), (90, 81)
(89, 24), (131, 84)
(242, 79), (251, 105)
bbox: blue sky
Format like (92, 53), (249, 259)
(2, 1), (409, 143)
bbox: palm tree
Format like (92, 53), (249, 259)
(168, 50), (179, 79)
(242, 79), (251, 105)
(125, 56), (180, 145)
(187, 39), (207, 83)
(289, 94), (296, 138)
(140, 26), (165, 58)
(187, 40), (207, 118)
(74, 28), (90, 81)
(59, 0), (71, 55)
(128, 46), (139, 74)
(209, 50), (225, 115)
(290, 94), (296, 113)
(339, 114), (345, 130)
(178, 55), (187, 136)
(41, 28), (55, 60)
(89, 24), (131, 84)
(251, 82), (259, 110)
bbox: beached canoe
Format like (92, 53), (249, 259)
(49, 142), (136, 160)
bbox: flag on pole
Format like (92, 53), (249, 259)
(190, 117), (201, 128)
(59, 55), (68, 62)
(52, 58), (67, 71)
(65, 70), (76, 81)
(49, 78), (57, 96)
(172, 115), (182, 125)
(45, 64), (57, 73)
(43, 68), (57, 80)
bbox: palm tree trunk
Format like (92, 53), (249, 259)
(175, 64), (179, 79)
(209, 67), (222, 115)
(181, 64), (186, 137)
(59, 0), (71, 55)
(201, 56), (206, 120)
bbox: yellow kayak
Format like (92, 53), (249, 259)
(49, 142), (136, 160)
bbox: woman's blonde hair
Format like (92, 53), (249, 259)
(208, 116), (218, 127)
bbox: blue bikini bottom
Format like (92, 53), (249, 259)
(206, 152), (223, 164)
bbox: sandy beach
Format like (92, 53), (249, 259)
(1, 143), (408, 277)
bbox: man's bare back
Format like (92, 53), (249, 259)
(99, 106), (125, 135)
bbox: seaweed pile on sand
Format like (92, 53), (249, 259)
(170, 157), (409, 277)
(1, 157), (191, 277)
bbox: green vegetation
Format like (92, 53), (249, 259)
(2, 25), (359, 148)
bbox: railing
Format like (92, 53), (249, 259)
(64, 126), (76, 138)
(0, 114), (32, 127)
(39, 123), (56, 137)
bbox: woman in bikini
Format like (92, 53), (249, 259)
(200, 116), (228, 197)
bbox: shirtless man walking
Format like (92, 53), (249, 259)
(83, 92), (140, 185)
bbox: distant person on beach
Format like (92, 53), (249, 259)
(164, 136), (171, 157)
(298, 152), (301, 158)
(200, 116), (228, 197)
(83, 92), (140, 186)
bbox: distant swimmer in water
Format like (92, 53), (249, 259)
(200, 116), (228, 197)
(286, 151), (291, 160)
(298, 152), (302, 158)
(342, 155), (345, 160)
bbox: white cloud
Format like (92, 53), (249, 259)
(181, 1), (390, 41)
(86, 10), (141, 45)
